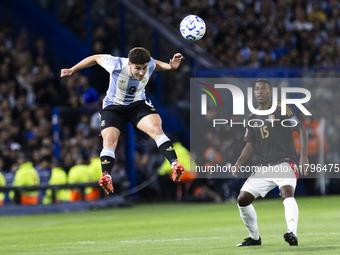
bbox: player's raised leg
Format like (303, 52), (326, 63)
(136, 114), (184, 181)
(99, 126), (121, 194)
(236, 190), (261, 246)
(281, 185), (299, 246)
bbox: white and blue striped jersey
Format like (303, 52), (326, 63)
(100, 55), (156, 108)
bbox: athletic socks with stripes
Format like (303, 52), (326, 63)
(100, 147), (115, 175)
(155, 134), (177, 165)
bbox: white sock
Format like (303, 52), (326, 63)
(283, 197), (299, 236)
(238, 204), (260, 240)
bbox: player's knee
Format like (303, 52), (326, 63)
(280, 187), (294, 201)
(151, 125), (163, 137)
(237, 195), (251, 207)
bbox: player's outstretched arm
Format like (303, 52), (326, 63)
(154, 53), (184, 71)
(296, 125), (309, 175)
(232, 142), (255, 177)
(60, 54), (106, 77)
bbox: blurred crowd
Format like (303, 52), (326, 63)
(1, 0), (340, 206)
(0, 21), (105, 159)
(142, 0), (340, 68)
(0, 22), (110, 204)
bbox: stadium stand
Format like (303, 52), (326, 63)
(0, 0), (339, 207)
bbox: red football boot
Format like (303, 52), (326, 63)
(171, 160), (185, 182)
(98, 172), (114, 194)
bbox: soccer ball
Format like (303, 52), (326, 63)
(180, 15), (206, 41)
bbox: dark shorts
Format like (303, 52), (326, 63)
(100, 99), (158, 132)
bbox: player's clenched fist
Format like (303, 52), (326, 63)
(60, 69), (73, 77)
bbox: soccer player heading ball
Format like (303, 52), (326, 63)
(61, 48), (186, 193)
(232, 79), (309, 247)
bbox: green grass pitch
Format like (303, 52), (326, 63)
(0, 196), (339, 254)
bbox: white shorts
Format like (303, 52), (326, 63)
(240, 162), (298, 198)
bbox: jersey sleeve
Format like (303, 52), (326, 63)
(100, 55), (120, 73)
(284, 105), (303, 132)
(244, 115), (256, 143)
(149, 57), (156, 72)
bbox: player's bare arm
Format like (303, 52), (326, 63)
(296, 125), (309, 175)
(233, 142), (255, 177)
(60, 54), (106, 77)
(154, 53), (184, 71)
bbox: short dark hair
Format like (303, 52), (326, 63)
(128, 47), (151, 65)
(255, 78), (272, 89)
